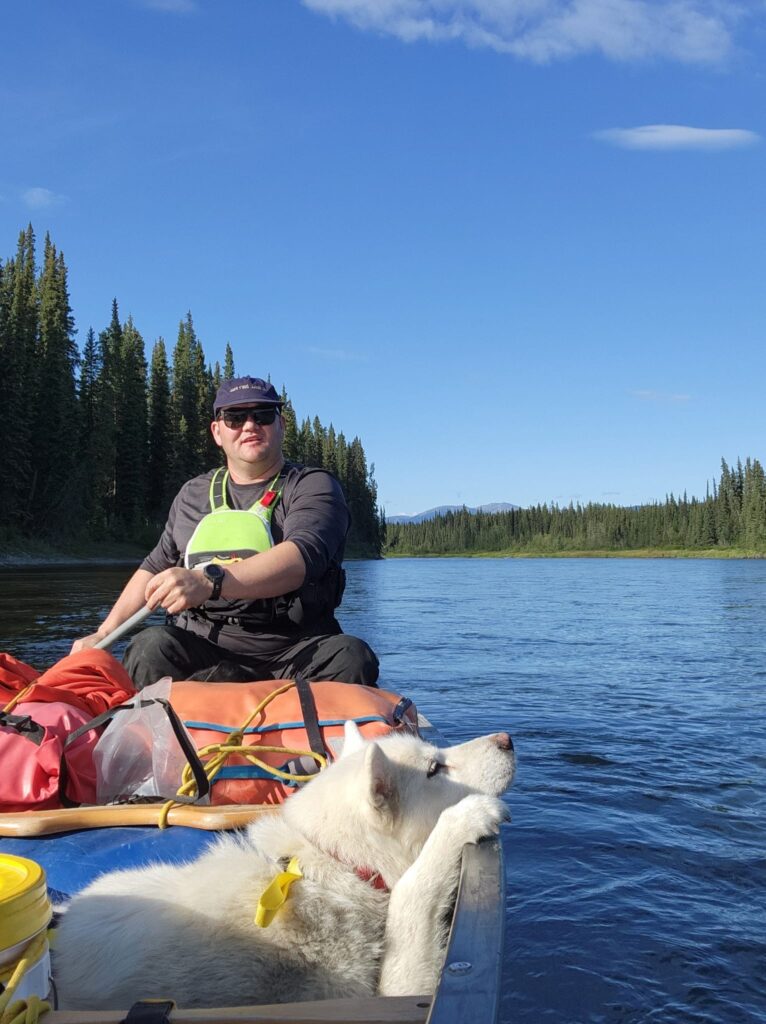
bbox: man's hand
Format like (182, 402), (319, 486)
(144, 567), (212, 615)
(71, 630), (108, 654)
(69, 567), (154, 656)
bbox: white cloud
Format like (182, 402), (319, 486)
(306, 345), (367, 362)
(302, 0), (742, 64)
(22, 187), (67, 210)
(631, 389), (691, 403)
(139, 0), (197, 12)
(596, 124), (760, 150)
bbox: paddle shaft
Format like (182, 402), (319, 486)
(93, 604), (154, 650)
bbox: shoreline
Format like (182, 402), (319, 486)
(0, 541), (146, 569)
(384, 547), (766, 560)
(3, 547), (765, 567)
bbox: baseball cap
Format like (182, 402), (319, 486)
(213, 376), (282, 415)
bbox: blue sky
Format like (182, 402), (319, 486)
(1, 1), (764, 516)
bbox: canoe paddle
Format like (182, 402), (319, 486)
(93, 604), (155, 651)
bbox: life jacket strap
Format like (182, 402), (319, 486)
(209, 468), (284, 517)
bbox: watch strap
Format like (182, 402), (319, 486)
(205, 565), (225, 602)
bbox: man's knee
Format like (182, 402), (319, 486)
(341, 636), (380, 686)
(309, 635), (380, 686)
(123, 625), (206, 689)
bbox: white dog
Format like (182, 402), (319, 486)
(55, 723), (515, 1009)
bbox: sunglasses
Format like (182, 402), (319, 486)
(219, 406), (280, 429)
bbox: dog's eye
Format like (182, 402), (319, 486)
(427, 760), (446, 778)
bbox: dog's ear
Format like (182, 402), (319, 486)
(364, 742), (395, 810)
(341, 720), (366, 758)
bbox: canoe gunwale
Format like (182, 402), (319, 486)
(40, 841), (505, 1024)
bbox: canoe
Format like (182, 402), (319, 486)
(0, 715), (506, 1024)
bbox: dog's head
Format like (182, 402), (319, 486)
(284, 724), (515, 875)
(342, 723), (514, 830)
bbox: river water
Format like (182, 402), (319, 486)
(1, 557), (764, 1023)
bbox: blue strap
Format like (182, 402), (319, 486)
(183, 715), (389, 734)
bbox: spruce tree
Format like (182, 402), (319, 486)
(94, 299), (124, 531)
(147, 338), (173, 525)
(32, 235), (79, 532)
(0, 258), (14, 526)
(203, 361), (219, 469)
(78, 326), (109, 535)
(223, 343), (235, 379)
(3, 227), (38, 528)
(322, 424), (338, 476)
(280, 388), (299, 462)
(170, 312), (211, 489)
(335, 431), (348, 484)
(297, 418), (317, 466)
(114, 316), (148, 533)
(345, 437), (379, 555)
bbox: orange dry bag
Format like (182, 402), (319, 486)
(167, 676), (419, 806)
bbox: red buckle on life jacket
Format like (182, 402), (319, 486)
(261, 489), (278, 508)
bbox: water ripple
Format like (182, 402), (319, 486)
(2, 557), (765, 1023)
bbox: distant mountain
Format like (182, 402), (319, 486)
(386, 502), (519, 525)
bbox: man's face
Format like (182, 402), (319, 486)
(210, 404), (284, 477)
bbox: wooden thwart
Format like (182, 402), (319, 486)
(46, 995), (431, 1024)
(0, 803), (274, 836)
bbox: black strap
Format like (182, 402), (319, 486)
(120, 1000), (175, 1024)
(59, 698), (211, 808)
(0, 711), (46, 746)
(152, 697), (211, 804)
(294, 672), (327, 761)
(392, 697), (414, 727)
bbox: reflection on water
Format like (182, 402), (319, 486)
(2, 557), (765, 1023)
(0, 563), (163, 666)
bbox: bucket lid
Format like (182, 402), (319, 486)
(0, 855), (52, 950)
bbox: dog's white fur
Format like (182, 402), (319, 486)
(54, 723), (515, 1009)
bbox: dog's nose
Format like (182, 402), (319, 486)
(492, 732), (513, 752)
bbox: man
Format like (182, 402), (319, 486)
(72, 376), (379, 690)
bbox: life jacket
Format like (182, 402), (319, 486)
(184, 468), (283, 570)
(180, 466), (345, 634)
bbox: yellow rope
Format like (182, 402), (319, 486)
(0, 934), (51, 1024)
(158, 680), (328, 828)
(3, 684), (36, 713)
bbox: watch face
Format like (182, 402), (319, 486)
(203, 562), (225, 602)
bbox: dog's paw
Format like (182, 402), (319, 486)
(439, 794), (510, 847)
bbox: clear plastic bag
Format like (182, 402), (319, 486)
(93, 677), (200, 804)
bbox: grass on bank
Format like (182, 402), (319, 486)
(3, 526), (764, 566)
(384, 547), (766, 559)
(0, 530), (146, 566)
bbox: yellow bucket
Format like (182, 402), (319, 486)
(0, 854), (53, 1001)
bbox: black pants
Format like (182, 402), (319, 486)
(123, 624), (380, 690)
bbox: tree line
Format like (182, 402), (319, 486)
(0, 226), (384, 557)
(385, 458), (766, 555)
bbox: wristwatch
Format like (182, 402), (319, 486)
(202, 563), (226, 602)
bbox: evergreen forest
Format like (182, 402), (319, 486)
(0, 227), (384, 557)
(2, 225), (763, 563)
(385, 458), (766, 556)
